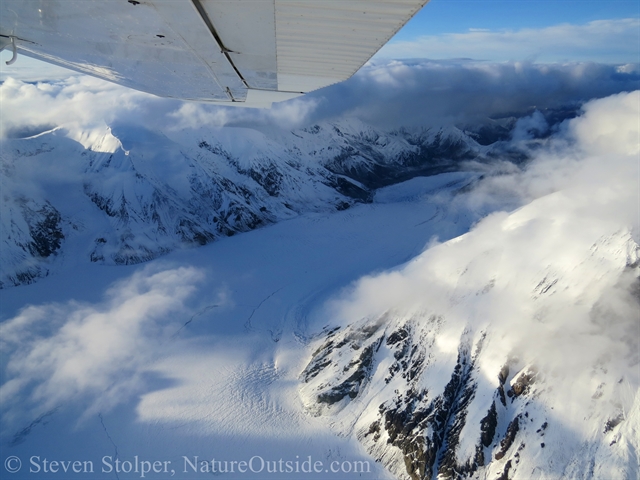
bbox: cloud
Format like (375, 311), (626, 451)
(167, 94), (320, 132)
(450, 90), (640, 217)
(322, 91), (640, 427)
(304, 60), (640, 128)
(2, 60), (638, 143)
(376, 19), (640, 64)
(0, 76), (165, 145)
(569, 90), (640, 156)
(0, 265), (204, 429)
(510, 110), (548, 141)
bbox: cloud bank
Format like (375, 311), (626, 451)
(1, 60), (638, 141)
(322, 91), (639, 428)
(0, 265), (203, 430)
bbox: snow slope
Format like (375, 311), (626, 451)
(299, 92), (640, 480)
(0, 172), (477, 480)
(1, 91), (638, 480)
(0, 118), (494, 288)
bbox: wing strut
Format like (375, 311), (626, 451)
(190, 0), (249, 100)
(0, 35), (17, 65)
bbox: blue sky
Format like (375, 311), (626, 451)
(375, 0), (640, 62)
(393, 0), (639, 39)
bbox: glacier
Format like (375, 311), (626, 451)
(0, 84), (638, 480)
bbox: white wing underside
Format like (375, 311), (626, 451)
(0, 0), (428, 107)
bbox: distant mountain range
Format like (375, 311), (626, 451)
(1, 111), (544, 288)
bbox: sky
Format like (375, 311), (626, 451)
(1, 0), (638, 81)
(375, 0), (640, 62)
(393, 0), (639, 37)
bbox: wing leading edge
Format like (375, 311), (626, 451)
(0, 0), (429, 107)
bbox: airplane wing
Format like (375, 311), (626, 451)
(0, 1), (428, 107)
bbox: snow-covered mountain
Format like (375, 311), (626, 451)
(1, 117), (505, 288)
(1, 90), (637, 480)
(300, 211), (638, 480)
(296, 92), (640, 480)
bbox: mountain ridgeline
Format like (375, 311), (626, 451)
(1, 114), (528, 288)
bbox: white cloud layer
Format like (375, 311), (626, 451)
(0, 265), (203, 428)
(377, 19), (640, 64)
(1, 60), (638, 141)
(323, 91), (640, 427)
(315, 60), (640, 128)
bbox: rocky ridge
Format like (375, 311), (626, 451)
(1, 117), (520, 288)
(299, 212), (640, 480)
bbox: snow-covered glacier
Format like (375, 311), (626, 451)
(0, 88), (638, 480)
(1, 116), (498, 288)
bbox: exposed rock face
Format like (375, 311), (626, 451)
(24, 201), (64, 258)
(299, 224), (640, 480)
(0, 196), (64, 287)
(301, 318), (516, 480)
